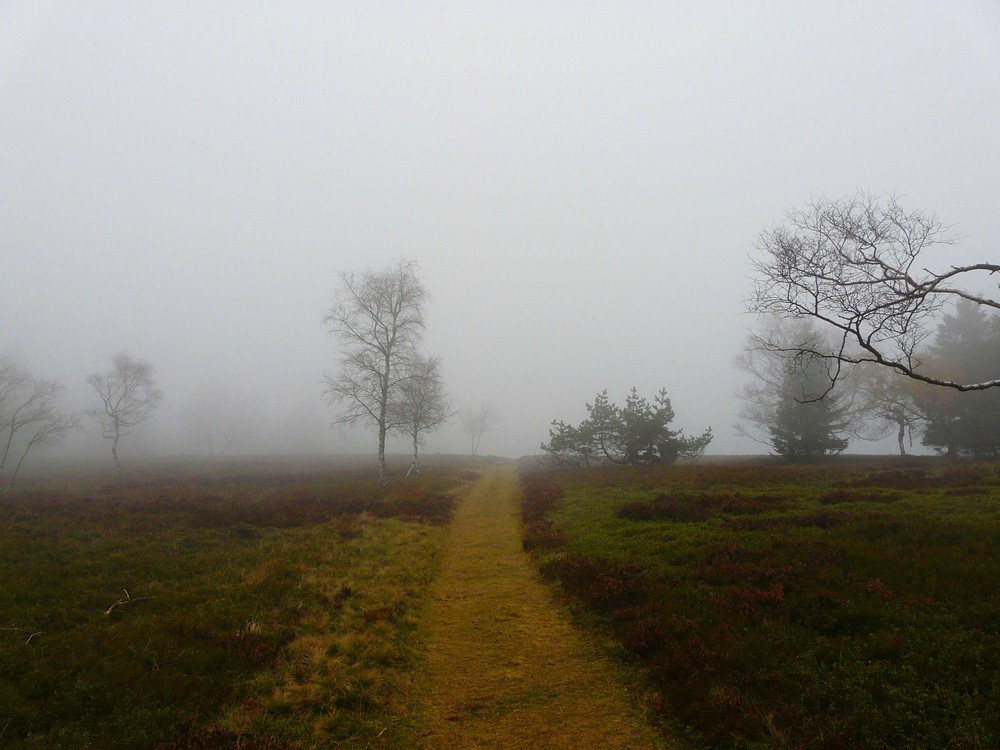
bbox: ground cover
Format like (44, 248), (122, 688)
(520, 459), (1000, 749)
(0, 460), (468, 749)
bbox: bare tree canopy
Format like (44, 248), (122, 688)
(87, 352), (164, 472)
(323, 258), (428, 485)
(749, 193), (1000, 391)
(847, 364), (924, 456)
(388, 354), (452, 476)
(0, 358), (78, 493)
(462, 403), (498, 457)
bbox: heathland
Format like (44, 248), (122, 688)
(520, 458), (1000, 749)
(2, 456), (998, 749)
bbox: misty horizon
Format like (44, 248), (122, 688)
(3, 3), (999, 466)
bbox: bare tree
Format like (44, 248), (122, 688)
(462, 403), (498, 457)
(323, 258), (428, 485)
(0, 358), (78, 493)
(847, 364), (924, 456)
(389, 355), (452, 476)
(87, 352), (164, 472)
(749, 192), (1000, 392)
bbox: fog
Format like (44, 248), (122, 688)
(2, 2), (999, 463)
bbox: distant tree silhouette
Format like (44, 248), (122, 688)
(1, 357), (78, 493)
(462, 404), (498, 457)
(737, 321), (851, 461)
(389, 354), (452, 476)
(87, 352), (163, 473)
(917, 301), (1000, 457)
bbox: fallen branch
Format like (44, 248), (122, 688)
(1, 626), (41, 644)
(104, 588), (155, 616)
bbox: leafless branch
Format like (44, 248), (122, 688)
(104, 588), (155, 616)
(1, 626), (42, 644)
(749, 192), (999, 391)
(1, 358), (79, 493)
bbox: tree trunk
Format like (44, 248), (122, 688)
(377, 355), (390, 487)
(897, 421), (906, 456)
(1, 421), (15, 475)
(407, 431), (419, 476)
(7, 443), (33, 494)
(377, 423), (388, 487)
(111, 431), (122, 474)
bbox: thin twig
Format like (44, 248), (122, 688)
(104, 588), (155, 616)
(1, 626), (41, 644)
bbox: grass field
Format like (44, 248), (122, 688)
(0, 459), (473, 749)
(520, 459), (1000, 750)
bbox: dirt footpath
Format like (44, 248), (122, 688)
(411, 465), (673, 749)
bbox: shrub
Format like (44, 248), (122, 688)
(522, 519), (568, 551)
(618, 492), (785, 522)
(539, 553), (646, 612)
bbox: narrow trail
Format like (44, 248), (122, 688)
(412, 465), (671, 749)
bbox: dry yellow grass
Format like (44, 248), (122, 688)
(411, 465), (675, 749)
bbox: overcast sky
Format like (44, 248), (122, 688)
(2, 1), (999, 461)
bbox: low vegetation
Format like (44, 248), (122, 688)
(520, 459), (1000, 749)
(0, 460), (470, 748)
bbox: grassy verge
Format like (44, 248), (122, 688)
(0, 462), (471, 749)
(519, 460), (1000, 749)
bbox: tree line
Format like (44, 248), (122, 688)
(739, 192), (1000, 461)
(5, 196), (997, 488)
(0, 352), (163, 492)
(541, 192), (999, 467)
(1, 260), (494, 491)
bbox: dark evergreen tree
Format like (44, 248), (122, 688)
(919, 301), (1000, 458)
(737, 320), (852, 461)
(541, 388), (712, 467)
(767, 358), (850, 461)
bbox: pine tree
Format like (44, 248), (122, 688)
(919, 301), (1000, 458)
(767, 359), (850, 460)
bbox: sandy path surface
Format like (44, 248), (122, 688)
(411, 465), (673, 749)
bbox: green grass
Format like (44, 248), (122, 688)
(520, 460), (1000, 750)
(0, 461), (471, 749)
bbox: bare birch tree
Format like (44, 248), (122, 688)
(749, 192), (1000, 392)
(87, 352), (164, 472)
(462, 403), (498, 457)
(0, 358), (78, 493)
(389, 354), (452, 476)
(323, 258), (428, 485)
